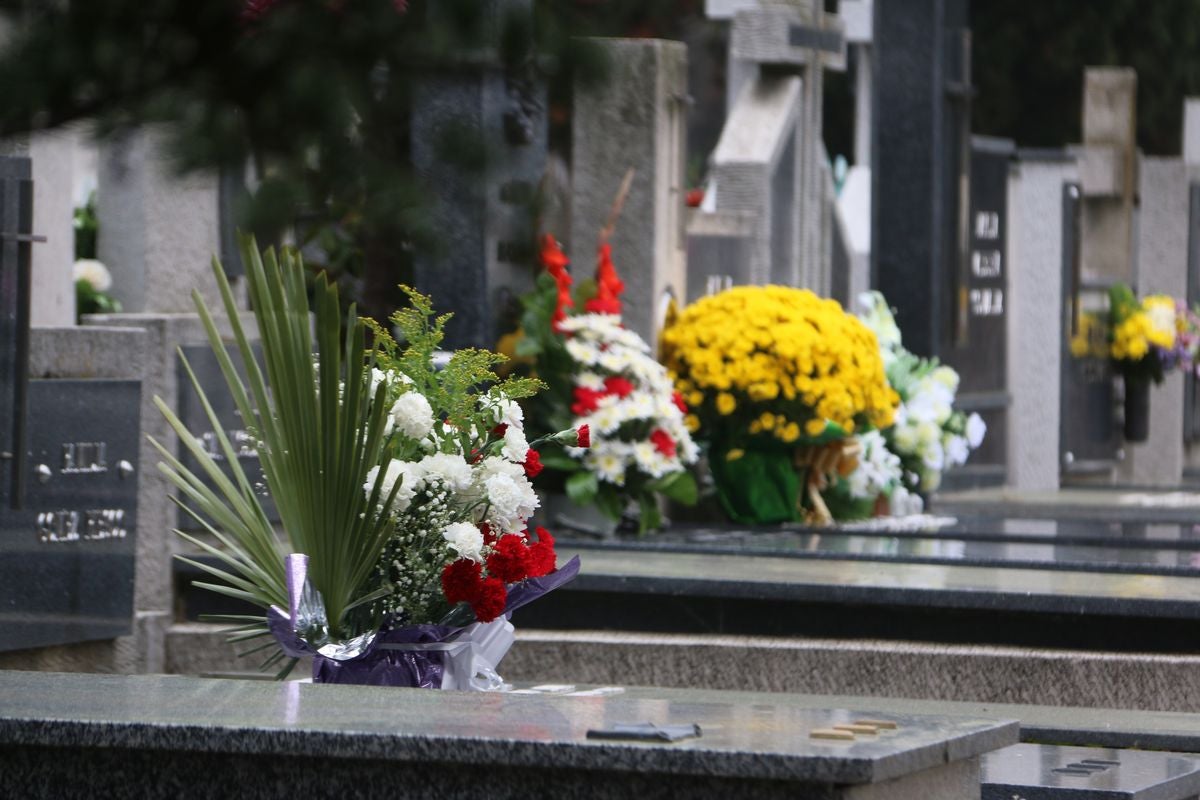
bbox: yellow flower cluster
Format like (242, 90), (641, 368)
(1068, 313), (1109, 358)
(1112, 297), (1175, 362)
(661, 286), (898, 441)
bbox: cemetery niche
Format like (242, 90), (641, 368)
(0, 155), (140, 653)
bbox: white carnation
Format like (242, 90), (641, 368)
(441, 521), (484, 562)
(364, 459), (424, 514)
(502, 425), (529, 463)
(418, 452), (473, 493)
(390, 391), (435, 440)
(483, 471), (539, 532)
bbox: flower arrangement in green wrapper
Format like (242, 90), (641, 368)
(660, 285), (898, 525)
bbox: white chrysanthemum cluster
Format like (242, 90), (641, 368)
(560, 313), (698, 487)
(73, 258), (112, 292)
(889, 368), (985, 491)
(856, 292), (987, 496)
(846, 430), (904, 500)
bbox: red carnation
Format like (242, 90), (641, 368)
(441, 559), (483, 606)
(471, 577), (508, 623)
(576, 425), (591, 448)
(491, 423), (508, 437)
(523, 448), (544, 478)
(571, 386), (604, 416)
(603, 375), (635, 399)
(685, 188), (705, 208)
(479, 522), (499, 547)
(650, 428), (677, 458)
(526, 527), (557, 578)
(671, 391), (688, 414)
(486, 534), (531, 584)
(584, 243), (625, 315)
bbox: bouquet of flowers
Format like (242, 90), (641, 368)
(511, 236), (699, 533)
(856, 291), (986, 495)
(1068, 284), (1200, 441)
(73, 258), (122, 318)
(155, 236), (581, 687)
(660, 285), (898, 524)
(1070, 284), (1187, 383)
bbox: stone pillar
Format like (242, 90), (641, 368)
(410, 0), (547, 351)
(28, 129), (79, 327)
(1006, 156), (1074, 491)
(872, 0), (970, 357)
(571, 39), (688, 344)
(96, 128), (224, 315)
(1118, 157), (1188, 487)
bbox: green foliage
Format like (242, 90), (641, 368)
(972, 0), (1200, 155)
(154, 234), (402, 673)
(73, 193), (98, 260)
(370, 284), (542, 456)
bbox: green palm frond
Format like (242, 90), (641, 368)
(154, 234), (401, 656)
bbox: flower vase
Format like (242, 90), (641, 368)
(1123, 375), (1151, 443)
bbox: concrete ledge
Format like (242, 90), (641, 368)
(169, 624), (1200, 713)
(503, 630), (1200, 713)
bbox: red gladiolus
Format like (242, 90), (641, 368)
(486, 534), (531, 584)
(441, 559), (483, 606)
(471, 577), (508, 623)
(584, 243), (625, 315)
(571, 386), (604, 416)
(526, 527), (557, 578)
(540, 235), (574, 331)
(603, 375), (634, 398)
(650, 428), (677, 458)
(576, 425), (590, 448)
(523, 448), (544, 478)
(671, 391), (688, 414)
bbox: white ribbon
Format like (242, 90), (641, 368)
(377, 618), (515, 691)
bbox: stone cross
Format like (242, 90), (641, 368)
(701, 0), (845, 294)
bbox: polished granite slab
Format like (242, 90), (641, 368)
(606, 687), (1200, 754)
(981, 743), (1200, 799)
(0, 671), (1017, 798)
(552, 545), (1200, 620)
(558, 517), (1200, 578)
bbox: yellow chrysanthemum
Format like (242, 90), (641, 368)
(661, 286), (898, 441)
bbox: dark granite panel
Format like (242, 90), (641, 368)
(0, 745), (835, 800)
(0, 379), (139, 652)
